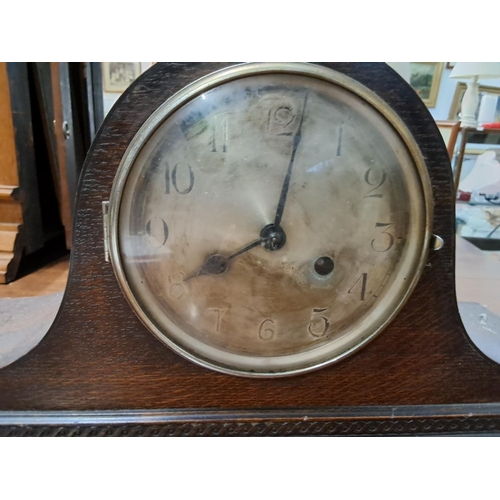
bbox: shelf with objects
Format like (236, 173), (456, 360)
(453, 127), (500, 250)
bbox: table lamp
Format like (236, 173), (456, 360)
(450, 62), (500, 128)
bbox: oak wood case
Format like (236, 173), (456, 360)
(1, 62), (499, 436)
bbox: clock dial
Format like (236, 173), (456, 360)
(110, 63), (432, 376)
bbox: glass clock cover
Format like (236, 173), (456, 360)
(109, 63), (432, 377)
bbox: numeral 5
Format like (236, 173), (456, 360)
(308, 308), (330, 337)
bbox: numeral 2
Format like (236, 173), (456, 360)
(166, 162), (194, 195)
(363, 167), (386, 198)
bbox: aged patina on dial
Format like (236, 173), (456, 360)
(108, 63), (433, 377)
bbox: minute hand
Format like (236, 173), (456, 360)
(273, 93), (309, 227)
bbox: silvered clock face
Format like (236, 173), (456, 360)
(109, 63), (432, 376)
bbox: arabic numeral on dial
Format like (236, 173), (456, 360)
(371, 222), (395, 252)
(211, 117), (228, 153)
(146, 217), (168, 248)
(259, 318), (276, 341)
(267, 103), (296, 136)
(336, 123), (343, 156)
(348, 272), (368, 301)
(168, 273), (186, 299)
(166, 162), (194, 195)
(308, 308), (330, 337)
(208, 308), (227, 333)
(363, 167), (387, 198)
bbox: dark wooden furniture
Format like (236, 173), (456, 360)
(32, 62), (104, 250)
(0, 62), (104, 283)
(0, 63), (45, 283)
(2, 63), (500, 436)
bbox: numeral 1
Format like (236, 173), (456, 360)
(336, 124), (343, 156)
(211, 118), (228, 153)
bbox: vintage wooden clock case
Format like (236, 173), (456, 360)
(1, 62), (500, 436)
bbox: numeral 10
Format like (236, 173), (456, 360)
(165, 162), (194, 195)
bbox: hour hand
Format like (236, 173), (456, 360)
(184, 238), (262, 281)
(184, 254), (229, 281)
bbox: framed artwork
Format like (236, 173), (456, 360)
(448, 83), (500, 120)
(102, 62), (141, 93)
(409, 62), (444, 108)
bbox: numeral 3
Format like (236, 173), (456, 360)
(371, 223), (395, 252)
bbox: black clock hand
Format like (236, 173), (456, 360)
(185, 95), (310, 281)
(184, 238), (262, 281)
(273, 92), (309, 227)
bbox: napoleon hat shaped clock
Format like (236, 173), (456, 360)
(2, 63), (500, 437)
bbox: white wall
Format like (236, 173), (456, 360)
(389, 62), (500, 120)
(427, 65), (500, 120)
(102, 63), (500, 121)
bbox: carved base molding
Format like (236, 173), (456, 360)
(2, 404), (500, 436)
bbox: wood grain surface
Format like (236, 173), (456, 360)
(2, 62), (500, 415)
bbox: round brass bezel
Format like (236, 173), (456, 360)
(108, 62), (434, 377)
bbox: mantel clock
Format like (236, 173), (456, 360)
(1, 62), (500, 437)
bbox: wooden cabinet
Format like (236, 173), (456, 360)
(0, 63), (44, 283)
(0, 62), (104, 283)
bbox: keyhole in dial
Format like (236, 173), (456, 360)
(314, 256), (334, 276)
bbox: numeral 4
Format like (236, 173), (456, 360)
(348, 273), (368, 301)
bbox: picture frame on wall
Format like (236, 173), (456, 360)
(409, 62), (444, 108)
(448, 83), (500, 120)
(102, 62), (141, 93)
